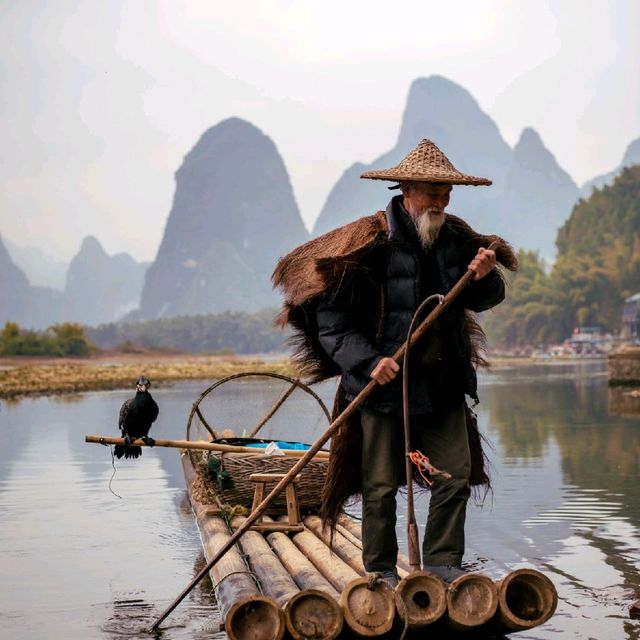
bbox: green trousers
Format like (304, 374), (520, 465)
(360, 403), (471, 572)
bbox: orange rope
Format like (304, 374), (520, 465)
(408, 450), (434, 486)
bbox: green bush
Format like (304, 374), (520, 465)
(0, 322), (93, 356)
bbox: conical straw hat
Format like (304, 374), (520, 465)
(360, 139), (492, 186)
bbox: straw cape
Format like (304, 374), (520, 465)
(272, 211), (517, 529)
(360, 139), (492, 186)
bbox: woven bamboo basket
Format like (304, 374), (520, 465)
(185, 373), (332, 511)
(195, 439), (328, 510)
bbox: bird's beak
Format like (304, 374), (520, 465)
(137, 384), (148, 392)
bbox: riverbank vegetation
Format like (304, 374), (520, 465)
(485, 166), (640, 349)
(87, 307), (285, 354)
(0, 322), (94, 356)
(0, 354), (294, 400)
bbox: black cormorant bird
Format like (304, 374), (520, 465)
(114, 376), (159, 459)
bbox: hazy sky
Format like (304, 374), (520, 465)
(1, 0), (639, 263)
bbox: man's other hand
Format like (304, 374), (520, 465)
(370, 357), (400, 384)
(468, 247), (496, 280)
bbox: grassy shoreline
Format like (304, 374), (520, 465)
(0, 353), (295, 400)
(0, 351), (595, 400)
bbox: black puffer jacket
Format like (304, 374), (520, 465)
(316, 196), (504, 415)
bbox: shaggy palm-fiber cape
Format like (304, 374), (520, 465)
(272, 210), (517, 530)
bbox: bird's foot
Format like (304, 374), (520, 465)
(141, 435), (155, 447)
(123, 434), (133, 446)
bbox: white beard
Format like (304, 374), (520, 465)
(414, 209), (445, 249)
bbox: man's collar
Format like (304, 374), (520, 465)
(386, 195), (420, 243)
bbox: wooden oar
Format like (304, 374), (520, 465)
(85, 435), (330, 459)
(149, 249), (493, 631)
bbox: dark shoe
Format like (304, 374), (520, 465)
(423, 564), (466, 583)
(379, 570), (399, 589)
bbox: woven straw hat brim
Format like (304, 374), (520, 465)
(360, 168), (491, 186)
(360, 138), (492, 186)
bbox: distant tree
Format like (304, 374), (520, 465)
(0, 322), (93, 356)
(87, 307), (286, 354)
(486, 165), (640, 349)
(49, 323), (92, 356)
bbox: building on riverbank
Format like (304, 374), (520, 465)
(622, 293), (640, 342)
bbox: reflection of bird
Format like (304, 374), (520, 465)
(114, 377), (159, 459)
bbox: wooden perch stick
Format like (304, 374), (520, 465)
(84, 435), (330, 460)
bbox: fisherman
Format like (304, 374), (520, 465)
(272, 140), (516, 587)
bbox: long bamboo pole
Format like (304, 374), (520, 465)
(85, 435), (330, 460)
(149, 253), (488, 631)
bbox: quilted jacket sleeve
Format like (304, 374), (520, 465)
(316, 278), (383, 378)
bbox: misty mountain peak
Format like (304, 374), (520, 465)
(399, 76), (482, 144)
(581, 135), (640, 195)
(77, 235), (107, 258)
(512, 127), (575, 187)
(139, 117), (309, 319)
(622, 137), (640, 166)
(516, 126), (544, 149)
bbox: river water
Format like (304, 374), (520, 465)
(1, 362), (639, 639)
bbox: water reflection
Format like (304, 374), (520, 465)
(1, 365), (640, 639)
(609, 386), (640, 418)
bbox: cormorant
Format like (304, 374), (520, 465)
(114, 376), (159, 459)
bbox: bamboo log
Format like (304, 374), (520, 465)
(86, 435), (329, 459)
(495, 568), (557, 632)
(225, 595), (285, 640)
(445, 573), (498, 631)
(304, 516), (366, 575)
(267, 531), (339, 599)
(340, 577), (396, 637)
(230, 516), (299, 608)
(284, 589), (343, 640)
(334, 515), (410, 577)
(291, 530), (360, 592)
(230, 516), (343, 640)
(335, 522), (362, 548)
(394, 571), (447, 629)
(182, 455), (283, 640)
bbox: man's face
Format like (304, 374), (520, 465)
(403, 182), (452, 219)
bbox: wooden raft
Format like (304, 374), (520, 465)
(181, 450), (558, 639)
